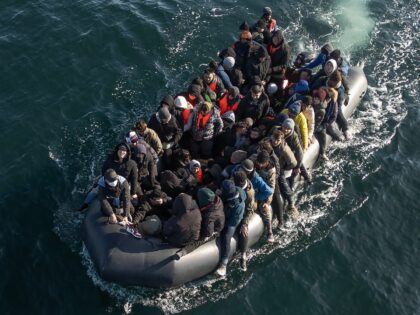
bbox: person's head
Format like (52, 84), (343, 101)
(174, 95), (188, 109)
(158, 107), (171, 124)
(327, 70), (342, 88)
(282, 118), (295, 136)
(299, 69), (311, 81)
(228, 86), (240, 100)
(249, 127), (261, 140)
(233, 170), (248, 189)
(223, 56), (235, 70)
(324, 59), (338, 76)
(230, 150), (248, 164)
(197, 187), (216, 207)
(330, 49), (341, 61)
(271, 30), (284, 46)
(251, 85), (263, 100)
(321, 43), (334, 55)
(288, 101), (301, 117)
(203, 69), (215, 84)
(125, 130), (139, 145)
(293, 79), (309, 94)
(239, 21), (250, 31)
(270, 129), (284, 147)
(240, 159), (254, 175)
(255, 47), (266, 62)
(221, 110), (236, 124)
(150, 189), (164, 205)
(301, 96), (313, 110)
(117, 144), (128, 160)
(200, 101), (212, 114)
(255, 150), (270, 169)
(258, 139), (273, 154)
(104, 169), (118, 187)
(135, 119), (147, 136)
(240, 30), (252, 42)
(235, 121), (248, 135)
(189, 160), (201, 174)
(317, 87), (329, 101)
(188, 84), (201, 100)
(208, 60), (218, 72)
(221, 179), (239, 201)
(262, 7), (272, 20)
(256, 19), (265, 33)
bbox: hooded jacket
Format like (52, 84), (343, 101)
(101, 143), (138, 195)
(130, 143), (158, 188)
(200, 195), (225, 238)
(163, 194), (202, 247)
(148, 112), (183, 145)
(141, 127), (163, 157)
(281, 108), (309, 150)
(236, 90), (270, 122)
(245, 50), (272, 82)
(223, 187), (246, 227)
(267, 30), (290, 67)
(97, 175), (131, 217)
(268, 137), (297, 171)
(132, 190), (171, 224)
(241, 178), (257, 226)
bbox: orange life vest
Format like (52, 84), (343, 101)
(209, 79), (217, 92)
(218, 93), (241, 115)
(267, 19), (277, 32)
(196, 111), (211, 129)
(182, 109), (190, 125)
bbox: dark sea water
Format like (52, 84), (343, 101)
(1, 0), (419, 314)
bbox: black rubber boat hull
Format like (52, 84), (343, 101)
(83, 66), (367, 288)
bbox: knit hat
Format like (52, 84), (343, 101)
(256, 19), (265, 29)
(160, 95), (175, 108)
(282, 118), (295, 130)
(197, 187), (215, 207)
(289, 101), (301, 116)
(239, 21), (250, 31)
(257, 150), (270, 164)
(104, 169), (118, 186)
(244, 117), (254, 128)
(267, 82), (278, 95)
(222, 180), (239, 201)
(324, 59), (338, 76)
(174, 96), (188, 109)
(294, 80), (309, 93)
(223, 57), (235, 70)
(158, 107), (171, 120)
(230, 150), (248, 164)
(188, 84), (201, 97)
(263, 7), (272, 15)
(125, 131), (139, 144)
(221, 110), (236, 123)
(241, 159), (254, 173)
(233, 170), (248, 187)
(321, 43), (334, 55)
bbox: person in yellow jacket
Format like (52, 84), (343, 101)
(281, 101), (308, 151)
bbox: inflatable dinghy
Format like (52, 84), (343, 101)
(83, 66), (367, 288)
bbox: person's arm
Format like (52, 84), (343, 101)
(98, 187), (114, 217)
(299, 114), (309, 150)
(302, 52), (325, 69)
(121, 181), (131, 218)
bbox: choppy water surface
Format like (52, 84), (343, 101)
(0, 0), (419, 314)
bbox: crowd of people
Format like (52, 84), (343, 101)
(80, 7), (353, 277)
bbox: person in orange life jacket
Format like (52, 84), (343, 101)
(184, 101), (223, 159)
(176, 84), (204, 108)
(236, 84), (270, 123)
(218, 86), (242, 116)
(173, 95), (193, 129)
(202, 69), (225, 100)
(283, 79), (310, 109)
(261, 7), (277, 32)
(245, 46), (271, 86)
(98, 169), (132, 224)
(215, 57), (236, 89)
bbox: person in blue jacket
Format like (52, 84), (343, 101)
(302, 43), (333, 70)
(215, 180), (246, 277)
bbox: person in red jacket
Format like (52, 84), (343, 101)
(218, 87), (242, 116)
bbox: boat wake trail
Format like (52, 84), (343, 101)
(50, 0), (418, 313)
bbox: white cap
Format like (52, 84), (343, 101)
(223, 57), (235, 70)
(174, 96), (188, 109)
(267, 82), (278, 95)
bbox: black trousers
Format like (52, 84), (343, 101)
(278, 171), (294, 209)
(190, 139), (213, 159)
